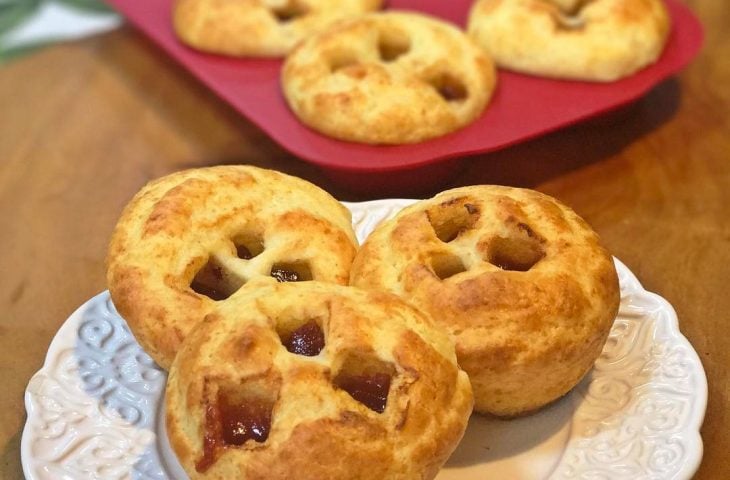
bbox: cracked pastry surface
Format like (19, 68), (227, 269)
(173, 0), (383, 57)
(106, 165), (357, 370)
(467, 0), (670, 81)
(282, 11), (497, 144)
(350, 185), (620, 416)
(166, 281), (473, 480)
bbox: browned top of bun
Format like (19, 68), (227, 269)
(166, 282), (473, 480)
(282, 11), (496, 144)
(107, 166), (357, 369)
(350, 186), (620, 415)
(173, 0), (384, 57)
(467, 0), (670, 81)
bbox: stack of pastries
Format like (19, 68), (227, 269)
(107, 165), (620, 479)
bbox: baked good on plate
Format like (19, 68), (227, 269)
(467, 0), (671, 81)
(282, 11), (497, 144)
(106, 165), (357, 370)
(350, 185), (620, 416)
(173, 0), (383, 57)
(166, 281), (473, 479)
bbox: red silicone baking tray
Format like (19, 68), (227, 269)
(106, 0), (702, 187)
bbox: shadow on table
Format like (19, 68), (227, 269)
(1, 427), (23, 480)
(455, 78), (682, 191)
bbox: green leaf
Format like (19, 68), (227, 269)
(0, 0), (41, 36)
(55, 0), (115, 14)
(0, 37), (49, 64)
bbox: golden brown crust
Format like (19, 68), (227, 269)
(282, 11), (497, 144)
(350, 186), (620, 416)
(165, 282), (473, 480)
(467, 0), (671, 81)
(173, 0), (384, 57)
(106, 166), (358, 370)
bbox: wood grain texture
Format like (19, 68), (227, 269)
(0, 1), (728, 477)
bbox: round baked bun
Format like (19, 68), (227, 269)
(350, 186), (620, 416)
(467, 0), (671, 81)
(106, 166), (357, 370)
(173, 0), (383, 57)
(282, 11), (497, 144)
(166, 281), (473, 480)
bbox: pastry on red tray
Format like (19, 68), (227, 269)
(166, 281), (473, 479)
(282, 11), (497, 144)
(106, 165), (357, 369)
(173, 0), (384, 57)
(350, 185), (620, 416)
(467, 0), (671, 81)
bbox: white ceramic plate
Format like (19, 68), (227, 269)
(22, 199), (707, 480)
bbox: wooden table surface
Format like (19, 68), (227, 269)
(1, 1), (728, 478)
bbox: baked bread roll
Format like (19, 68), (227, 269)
(282, 11), (497, 144)
(166, 281), (473, 480)
(173, 0), (383, 57)
(350, 186), (620, 416)
(106, 166), (357, 370)
(467, 0), (671, 81)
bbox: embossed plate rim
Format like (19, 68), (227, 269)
(22, 199), (708, 480)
